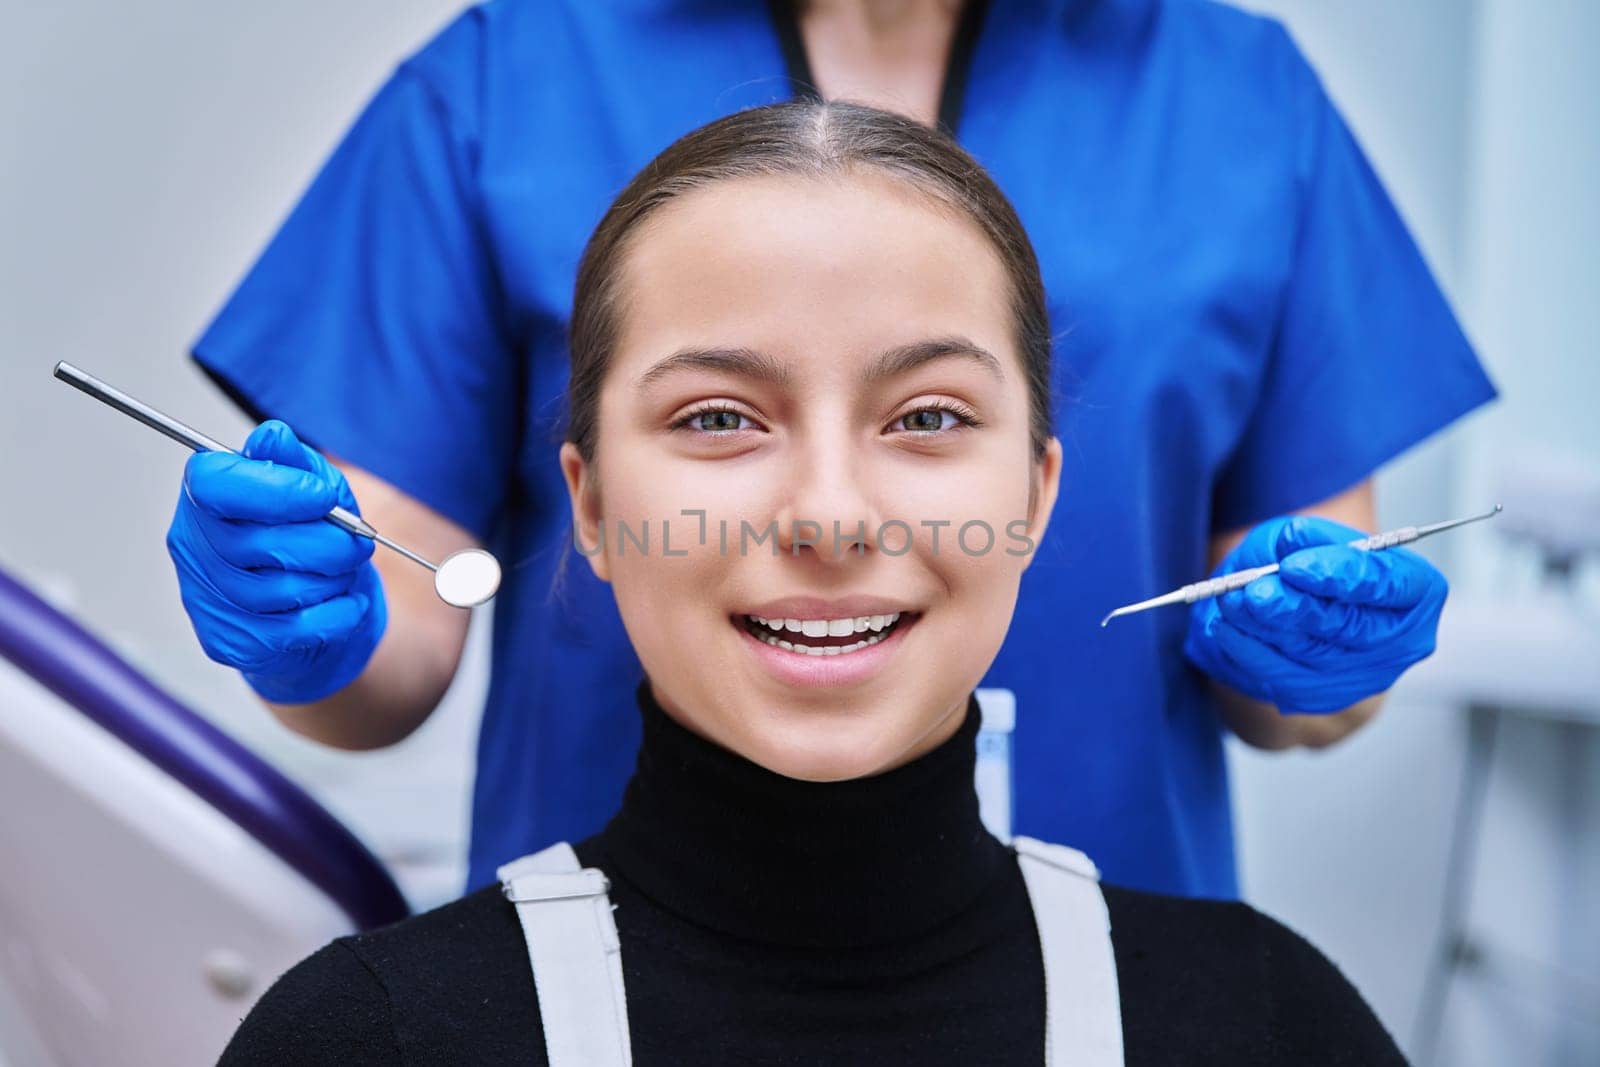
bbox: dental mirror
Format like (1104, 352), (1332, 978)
(434, 548), (503, 608)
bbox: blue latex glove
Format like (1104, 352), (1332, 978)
(1182, 515), (1448, 714)
(166, 419), (388, 704)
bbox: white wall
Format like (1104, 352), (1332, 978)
(3, 1), (1595, 1064)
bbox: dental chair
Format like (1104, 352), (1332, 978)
(0, 567), (408, 1066)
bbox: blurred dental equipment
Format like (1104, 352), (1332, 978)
(0, 563), (409, 1065)
(53, 361), (502, 608)
(1099, 505), (1504, 627)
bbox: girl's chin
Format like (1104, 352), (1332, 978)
(729, 713), (916, 783)
(760, 750), (893, 783)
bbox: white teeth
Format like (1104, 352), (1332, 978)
(742, 614), (908, 655)
(749, 612), (903, 633)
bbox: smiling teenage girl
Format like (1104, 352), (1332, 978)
(219, 100), (1404, 1066)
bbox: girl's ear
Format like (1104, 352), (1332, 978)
(560, 441), (610, 583)
(1021, 437), (1063, 573)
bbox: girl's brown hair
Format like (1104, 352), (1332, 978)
(564, 99), (1053, 464)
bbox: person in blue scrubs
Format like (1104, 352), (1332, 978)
(176, 0), (1497, 898)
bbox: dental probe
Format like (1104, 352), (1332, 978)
(53, 361), (502, 608)
(1098, 505), (1503, 627)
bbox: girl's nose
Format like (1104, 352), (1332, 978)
(772, 444), (883, 560)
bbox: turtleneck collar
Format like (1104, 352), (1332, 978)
(596, 679), (1007, 950)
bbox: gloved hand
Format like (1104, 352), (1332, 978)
(1182, 514), (1448, 714)
(167, 419), (388, 704)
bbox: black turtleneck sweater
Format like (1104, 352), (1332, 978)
(219, 683), (1405, 1065)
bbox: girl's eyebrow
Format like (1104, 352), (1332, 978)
(635, 336), (1003, 393)
(636, 346), (792, 392)
(863, 337), (1004, 384)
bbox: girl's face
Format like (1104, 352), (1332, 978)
(562, 171), (1060, 781)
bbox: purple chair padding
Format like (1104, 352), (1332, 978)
(0, 566), (409, 930)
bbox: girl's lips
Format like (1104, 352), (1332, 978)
(731, 611), (920, 689)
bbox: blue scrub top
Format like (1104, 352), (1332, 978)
(192, 0), (1497, 898)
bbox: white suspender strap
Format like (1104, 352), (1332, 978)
(1012, 835), (1125, 1066)
(497, 842), (632, 1067)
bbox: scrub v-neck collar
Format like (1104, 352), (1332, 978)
(764, 0), (994, 137)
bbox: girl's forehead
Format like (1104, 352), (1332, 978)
(611, 173), (1015, 375)
(634, 170), (986, 264)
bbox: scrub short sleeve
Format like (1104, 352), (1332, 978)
(191, 51), (517, 543)
(1211, 27), (1498, 531)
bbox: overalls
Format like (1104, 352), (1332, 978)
(498, 836), (1124, 1065)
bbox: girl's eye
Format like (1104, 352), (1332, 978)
(671, 402), (980, 436)
(672, 405), (756, 435)
(891, 402), (983, 435)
